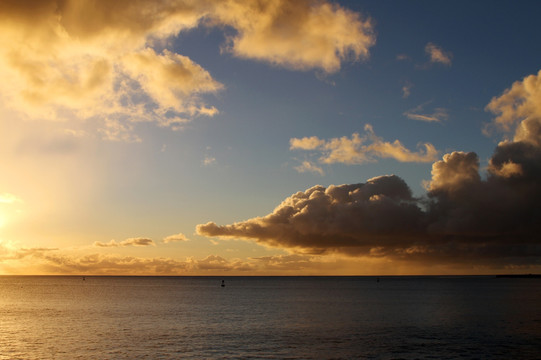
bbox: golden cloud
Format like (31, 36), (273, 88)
(426, 151), (481, 192)
(213, 0), (375, 73)
(486, 69), (541, 146)
(0, 243), (331, 275)
(93, 237), (155, 247)
(122, 48), (223, 116)
(163, 233), (190, 243)
(290, 124), (439, 165)
(0, 0), (374, 140)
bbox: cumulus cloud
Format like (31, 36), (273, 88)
(425, 151), (481, 192)
(163, 233), (190, 243)
(197, 152), (541, 266)
(213, 0), (375, 73)
(425, 42), (452, 66)
(94, 237), (155, 247)
(486, 69), (541, 146)
(198, 69), (541, 268)
(0, 0), (374, 140)
(290, 124), (438, 165)
(197, 174), (425, 254)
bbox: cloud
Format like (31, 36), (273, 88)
(251, 254), (327, 271)
(0, 193), (23, 204)
(94, 238), (155, 247)
(197, 69), (541, 268)
(486, 69), (541, 146)
(0, 246), (58, 261)
(193, 255), (254, 271)
(293, 161), (325, 176)
(404, 103), (448, 123)
(213, 0), (375, 73)
(396, 54), (411, 62)
(32, 253), (191, 275)
(163, 233), (190, 243)
(0, 244), (259, 274)
(121, 48), (223, 118)
(290, 124), (438, 165)
(0, 241), (242, 274)
(202, 156), (217, 166)
(197, 150), (541, 266)
(402, 82), (413, 98)
(425, 42), (452, 66)
(0, 0), (374, 140)
(0, 0), (218, 137)
(425, 151), (481, 192)
(196, 174), (425, 255)
(290, 136), (326, 150)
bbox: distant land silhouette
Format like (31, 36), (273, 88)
(496, 274), (541, 278)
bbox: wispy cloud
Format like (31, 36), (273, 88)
(425, 42), (452, 66)
(202, 156), (217, 167)
(0, 193), (23, 204)
(0, 244), (257, 275)
(404, 103), (448, 123)
(293, 161), (325, 176)
(94, 238), (155, 248)
(402, 82), (413, 98)
(396, 54), (411, 62)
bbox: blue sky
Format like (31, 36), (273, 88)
(0, 0), (540, 274)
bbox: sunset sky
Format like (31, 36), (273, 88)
(1, 0), (540, 275)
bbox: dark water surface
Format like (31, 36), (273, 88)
(0, 276), (540, 359)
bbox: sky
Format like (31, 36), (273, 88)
(1, 0), (541, 275)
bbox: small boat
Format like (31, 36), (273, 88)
(221, 280), (225, 287)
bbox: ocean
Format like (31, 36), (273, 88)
(0, 276), (540, 359)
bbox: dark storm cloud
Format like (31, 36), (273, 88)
(198, 175), (426, 256)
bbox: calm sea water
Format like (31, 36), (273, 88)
(0, 276), (540, 359)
